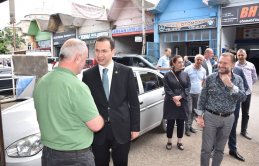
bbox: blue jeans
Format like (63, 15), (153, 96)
(228, 102), (240, 152)
(42, 146), (95, 166)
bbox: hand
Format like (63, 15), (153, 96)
(131, 131), (140, 140)
(173, 96), (182, 102)
(175, 101), (181, 107)
(220, 74), (233, 87)
(196, 116), (205, 128)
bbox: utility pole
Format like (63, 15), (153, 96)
(9, 0), (16, 52)
(141, 0), (146, 55)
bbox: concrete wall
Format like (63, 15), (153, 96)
(225, 0), (259, 7)
(112, 1), (153, 28)
(79, 20), (110, 34)
(12, 55), (48, 80)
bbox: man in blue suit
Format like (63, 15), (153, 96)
(228, 66), (249, 161)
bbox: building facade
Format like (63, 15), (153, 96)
(151, 0), (219, 57)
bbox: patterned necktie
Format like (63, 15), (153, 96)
(102, 68), (109, 100)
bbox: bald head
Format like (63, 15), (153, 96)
(204, 48), (214, 60)
(58, 38), (88, 74)
(59, 38), (88, 60)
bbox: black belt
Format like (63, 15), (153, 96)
(206, 109), (233, 117)
(44, 146), (91, 153)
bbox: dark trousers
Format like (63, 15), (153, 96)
(92, 124), (131, 166)
(241, 94), (251, 133)
(167, 119), (184, 139)
(42, 146), (95, 166)
(185, 93), (199, 130)
(228, 102), (240, 152)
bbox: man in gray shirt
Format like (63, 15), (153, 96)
(196, 52), (246, 166)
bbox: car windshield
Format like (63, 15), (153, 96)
(143, 56), (158, 65)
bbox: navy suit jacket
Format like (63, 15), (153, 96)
(82, 62), (140, 144)
(233, 66), (249, 92)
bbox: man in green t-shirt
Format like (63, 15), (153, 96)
(33, 38), (104, 166)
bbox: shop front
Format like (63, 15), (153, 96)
(158, 18), (217, 57)
(79, 31), (109, 58)
(221, 2), (259, 72)
(53, 29), (76, 57)
(111, 25), (154, 55)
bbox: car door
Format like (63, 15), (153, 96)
(136, 70), (165, 135)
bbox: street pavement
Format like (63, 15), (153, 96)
(128, 81), (259, 166)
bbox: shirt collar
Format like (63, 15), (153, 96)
(98, 60), (114, 74)
(54, 67), (76, 77)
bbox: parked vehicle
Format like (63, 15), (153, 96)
(84, 58), (97, 69)
(1, 67), (166, 166)
(112, 54), (157, 70)
(47, 57), (59, 71)
(0, 67), (14, 95)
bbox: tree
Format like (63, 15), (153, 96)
(0, 30), (8, 54)
(0, 27), (26, 54)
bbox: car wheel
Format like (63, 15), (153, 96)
(159, 119), (167, 133)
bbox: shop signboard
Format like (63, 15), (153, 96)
(53, 30), (76, 46)
(112, 25), (154, 34)
(158, 18), (216, 32)
(222, 3), (259, 26)
(79, 31), (109, 40)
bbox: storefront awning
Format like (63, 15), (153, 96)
(46, 2), (108, 32)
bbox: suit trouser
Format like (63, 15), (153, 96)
(92, 124), (131, 166)
(201, 111), (234, 166)
(228, 102), (241, 152)
(241, 94), (251, 133)
(185, 93), (199, 130)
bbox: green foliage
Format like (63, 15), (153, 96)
(0, 27), (26, 54)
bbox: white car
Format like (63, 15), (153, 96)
(1, 67), (166, 166)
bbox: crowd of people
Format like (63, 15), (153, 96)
(33, 36), (257, 166)
(157, 47), (257, 166)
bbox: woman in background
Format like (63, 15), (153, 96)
(163, 55), (191, 151)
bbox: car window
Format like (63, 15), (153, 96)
(143, 56), (158, 65)
(133, 73), (139, 95)
(113, 57), (131, 66)
(140, 72), (160, 93)
(132, 57), (147, 67)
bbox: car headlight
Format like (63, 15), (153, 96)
(6, 133), (43, 157)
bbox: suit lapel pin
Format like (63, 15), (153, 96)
(115, 71), (118, 74)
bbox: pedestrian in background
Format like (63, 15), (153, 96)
(183, 55), (192, 67)
(157, 48), (172, 75)
(196, 52), (246, 166)
(82, 36), (140, 166)
(202, 48), (214, 76)
(33, 38), (104, 166)
(163, 55), (191, 151)
(235, 48), (257, 140)
(228, 66), (249, 162)
(184, 54), (206, 136)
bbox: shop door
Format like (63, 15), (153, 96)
(146, 42), (159, 59)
